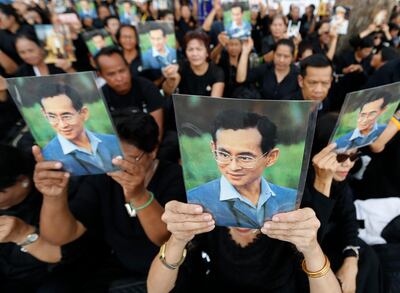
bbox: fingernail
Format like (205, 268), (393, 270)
(115, 155), (122, 160)
(55, 162), (62, 168)
(272, 216), (280, 222)
(195, 207), (202, 213)
(208, 220), (215, 226)
(264, 223), (271, 229)
(203, 214), (211, 221)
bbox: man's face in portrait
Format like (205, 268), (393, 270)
(41, 94), (89, 143)
(149, 29), (167, 52)
(211, 128), (279, 189)
(123, 2), (131, 14)
(231, 6), (244, 26)
(80, 0), (90, 11)
(92, 35), (106, 49)
(357, 97), (386, 135)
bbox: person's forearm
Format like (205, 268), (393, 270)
(23, 237), (62, 263)
(132, 192), (170, 246)
(370, 120), (399, 153)
(304, 245), (342, 293)
(210, 43), (223, 64)
(162, 76), (180, 96)
(150, 109), (164, 141)
(236, 51), (250, 83)
(313, 176), (332, 198)
(202, 8), (216, 32)
(327, 37), (338, 61)
(211, 82), (224, 97)
(147, 235), (188, 293)
(0, 50), (18, 75)
(40, 195), (85, 245)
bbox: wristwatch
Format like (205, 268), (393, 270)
(342, 245), (360, 260)
(19, 232), (39, 252)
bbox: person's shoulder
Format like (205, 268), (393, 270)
(42, 136), (61, 153)
(188, 178), (220, 202)
(269, 183), (297, 198)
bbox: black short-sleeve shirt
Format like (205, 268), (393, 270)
(69, 160), (186, 275)
(101, 76), (164, 113)
(177, 61), (224, 96)
(246, 63), (300, 100)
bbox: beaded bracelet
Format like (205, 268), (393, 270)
(302, 254), (331, 278)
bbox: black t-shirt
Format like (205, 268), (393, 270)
(366, 59), (400, 88)
(0, 96), (22, 143)
(261, 35), (276, 56)
(177, 61), (224, 96)
(69, 160), (186, 275)
(14, 63), (66, 77)
(246, 63), (300, 100)
(101, 75), (164, 113)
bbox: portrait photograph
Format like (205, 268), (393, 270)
(138, 21), (177, 70)
(222, 0), (251, 40)
(6, 72), (124, 176)
(173, 94), (319, 229)
(288, 20), (301, 37)
(279, 0), (319, 15)
(83, 29), (115, 56)
(34, 24), (76, 64)
(151, 0), (173, 11)
(117, 0), (139, 25)
(74, 0), (98, 20)
(330, 5), (351, 35)
(330, 82), (400, 153)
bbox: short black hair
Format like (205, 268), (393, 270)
(211, 110), (277, 153)
(298, 40), (314, 58)
(16, 31), (42, 47)
(112, 110), (159, 153)
(381, 46), (400, 62)
(147, 22), (167, 36)
(350, 36), (374, 49)
(94, 46), (128, 72)
(359, 90), (392, 111)
(0, 144), (33, 190)
(231, 3), (244, 13)
(39, 83), (83, 111)
(159, 10), (173, 19)
(0, 4), (21, 24)
(300, 54), (333, 77)
(275, 38), (295, 56)
(104, 15), (119, 27)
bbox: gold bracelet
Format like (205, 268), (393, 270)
(302, 254), (331, 278)
(391, 116), (400, 131)
(158, 242), (187, 270)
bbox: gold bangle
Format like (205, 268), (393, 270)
(158, 242), (187, 270)
(302, 254), (331, 278)
(391, 116), (400, 131)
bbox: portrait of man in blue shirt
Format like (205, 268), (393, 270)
(188, 110), (297, 229)
(225, 4), (251, 40)
(335, 91), (392, 152)
(40, 83), (122, 176)
(141, 22), (176, 69)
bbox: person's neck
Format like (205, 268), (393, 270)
(71, 131), (92, 152)
(275, 66), (290, 82)
(236, 178), (262, 206)
(229, 228), (260, 248)
(157, 46), (167, 55)
(229, 55), (239, 67)
(124, 48), (138, 63)
(35, 62), (49, 75)
(8, 22), (20, 34)
(360, 127), (373, 136)
(354, 51), (363, 63)
(190, 62), (209, 75)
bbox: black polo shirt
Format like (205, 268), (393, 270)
(101, 75), (164, 113)
(246, 63), (300, 100)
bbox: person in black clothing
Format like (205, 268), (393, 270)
(0, 144), (86, 292)
(308, 113), (383, 293)
(162, 31), (225, 97)
(15, 32), (75, 77)
(147, 144), (344, 293)
(94, 46), (165, 138)
(237, 38), (300, 100)
(366, 58), (400, 88)
(34, 111), (186, 292)
(117, 24), (142, 77)
(260, 14), (287, 62)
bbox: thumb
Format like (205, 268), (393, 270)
(32, 145), (45, 163)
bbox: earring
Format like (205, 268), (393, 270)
(21, 180), (29, 188)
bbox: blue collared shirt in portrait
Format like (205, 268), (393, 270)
(226, 21), (251, 39)
(142, 46), (176, 69)
(58, 130), (105, 170)
(188, 176), (297, 228)
(335, 123), (386, 152)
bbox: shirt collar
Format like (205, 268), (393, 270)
(57, 129), (102, 155)
(219, 175), (276, 207)
(152, 46), (169, 58)
(349, 123), (378, 141)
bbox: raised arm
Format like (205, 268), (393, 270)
(236, 38), (254, 83)
(33, 146), (86, 246)
(370, 111), (400, 153)
(162, 64), (181, 96)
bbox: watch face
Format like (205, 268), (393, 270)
(27, 233), (39, 242)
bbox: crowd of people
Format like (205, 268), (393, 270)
(1, 0), (400, 292)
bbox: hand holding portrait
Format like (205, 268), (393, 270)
(162, 64), (179, 79)
(108, 156), (147, 201)
(312, 143), (339, 182)
(162, 200), (215, 244)
(261, 207), (320, 255)
(241, 37), (254, 54)
(32, 145), (70, 198)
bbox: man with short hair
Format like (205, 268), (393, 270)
(141, 23), (176, 69)
(188, 110), (296, 228)
(226, 4), (251, 39)
(95, 46), (164, 139)
(40, 83), (122, 175)
(335, 91), (391, 152)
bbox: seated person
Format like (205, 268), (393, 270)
(188, 110), (296, 228)
(34, 111), (186, 291)
(335, 90), (391, 152)
(0, 144), (83, 292)
(146, 144), (344, 292)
